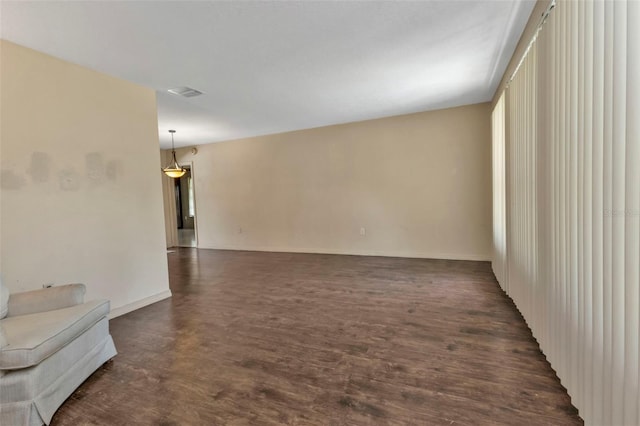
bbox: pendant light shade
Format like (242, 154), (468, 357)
(163, 130), (187, 178)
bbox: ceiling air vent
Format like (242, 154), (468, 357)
(167, 86), (203, 98)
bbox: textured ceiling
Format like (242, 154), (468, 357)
(1, 1), (535, 148)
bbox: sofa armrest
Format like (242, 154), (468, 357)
(7, 284), (86, 317)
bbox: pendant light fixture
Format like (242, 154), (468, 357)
(162, 130), (187, 178)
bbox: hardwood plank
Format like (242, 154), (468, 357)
(51, 249), (582, 425)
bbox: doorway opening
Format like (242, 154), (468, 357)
(174, 165), (197, 247)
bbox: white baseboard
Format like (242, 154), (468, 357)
(196, 244), (490, 262)
(109, 289), (172, 319)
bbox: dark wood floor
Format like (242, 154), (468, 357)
(52, 249), (582, 425)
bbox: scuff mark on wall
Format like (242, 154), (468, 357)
(0, 152), (120, 192)
(58, 168), (81, 191)
(28, 152), (52, 183)
(106, 160), (120, 181)
(0, 170), (26, 190)
(86, 152), (105, 184)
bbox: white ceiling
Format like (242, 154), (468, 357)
(1, 1), (535, 149)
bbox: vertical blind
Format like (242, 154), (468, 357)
(492, 93), (507, 290)
(492, 1), (639, 425)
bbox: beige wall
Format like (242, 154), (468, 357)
(0, 40), (171, 316)
(173, 103), (492, 260)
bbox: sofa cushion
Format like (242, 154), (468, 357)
(7, 284), (86, 317)
(0, 300), (110, 370)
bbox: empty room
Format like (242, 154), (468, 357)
(0, 1), (638, 425)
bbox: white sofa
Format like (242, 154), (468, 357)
(0, 283), (117, 426)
